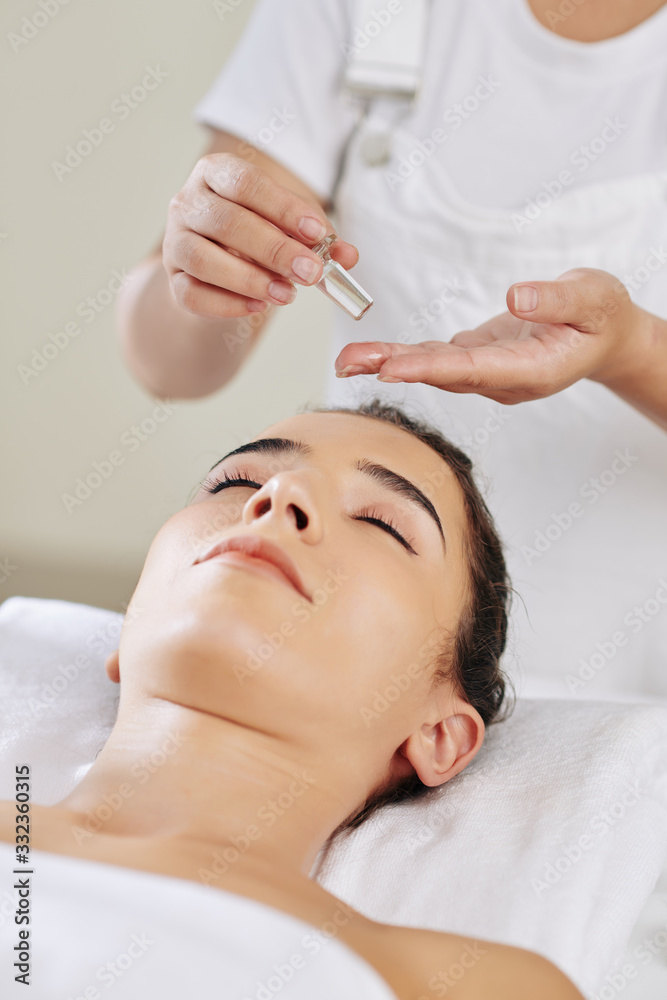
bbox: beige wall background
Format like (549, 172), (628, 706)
(0, 0), (333, 611)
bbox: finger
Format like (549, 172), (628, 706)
(329, 240), (360, 270)
(375, 344), (482, 389)
(168, 231), (297, 306)
(184, 185), (359, 289)
(178, 187), (321, 287)
(506, 268), (630, 333)
(334, 341), (414, 375)
(196, 155), (358, 282)
(199, 152), (331, 242)
(344, 341), (545, 393)
(170, 271), (275, 319)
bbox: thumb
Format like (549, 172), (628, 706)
(507, 269), (627, 334)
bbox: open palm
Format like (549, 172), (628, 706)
(335, 269), (638, 405)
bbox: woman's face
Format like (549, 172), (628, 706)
(118, 411), (472, 790)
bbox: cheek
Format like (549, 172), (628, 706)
(310, 573), (442, 690)
(185, 497), (247, 552)
(117, 510), (231, 662)
(130, 505), (230, 604)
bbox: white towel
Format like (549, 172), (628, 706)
(1, 596), (666, 996)
(0, 843), (398, 999)
(314, 697), (667, 996)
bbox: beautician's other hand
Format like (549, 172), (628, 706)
(334, 268), (655, 405)
(163, 152), (358, 317)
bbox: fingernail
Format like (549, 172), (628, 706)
(248, 300), (268, 313)
(514, 285), (538, 312)
(268, 280), (296, 304)
(377, 374), (403, 383)
(292, 256), (319, 283)
(298, 217), (328, 241)
(336, 364), (367, 377)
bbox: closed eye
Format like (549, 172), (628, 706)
(354, 508), (417, 554)
(202, 472), (418, 554)
(202, 471), (262, 493)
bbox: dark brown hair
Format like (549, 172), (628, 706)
(306, 398), (515, 833)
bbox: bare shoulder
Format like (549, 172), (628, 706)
(0, 798), (31, 840)
(0, 799), (82, 853)
(357, 921), (585, 1000)
(0, 799), (16, 841)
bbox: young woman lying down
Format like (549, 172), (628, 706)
(0, 400), (584, 1000)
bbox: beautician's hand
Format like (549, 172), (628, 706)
(335, 269), (666, 422)
(163, 153), (358, 316)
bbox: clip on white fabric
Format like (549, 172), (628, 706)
(341, 0), (430, 165)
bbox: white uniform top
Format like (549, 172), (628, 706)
(193, 0), (667, 701)
(0, 844), (398, 999)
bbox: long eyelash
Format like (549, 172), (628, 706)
(201, 469), (263, 494)
(201, 475), (417, 554)
(355, 507), (416, 553)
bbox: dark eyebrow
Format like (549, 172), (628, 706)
(355, 459), (446, 553)
(208, 437), (313, 472)
(210, 437), (446, 552)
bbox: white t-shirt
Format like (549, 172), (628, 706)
(194, 0), (667, 208)
(193, 0), (667, 702)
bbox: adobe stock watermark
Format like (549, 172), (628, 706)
(511, 117), (628, 233)
(233, 567), (350, 684)
(591, 902), (667, 1000)
(212, 0), (246, 21)
(521, 447), (638, 565)
(18, 268), (133, 385)
(8, 0), (76, 54)
(385, 76), (501, 189)
(405, 746), (516, 858)
(396, 276), (468, 344)
(544, 0), (588, 29)
(340, 0), (404, 63)
(221, 309), (266, 355)
(71, 730), (189, 845)
(197, 771), (317, 887)
(232, 107), (297, 163)
(358, 630), (444, 726)
(404, 795), (459, 857)
(417, 942), (488, 999)
(243, 902), (358, 1000)
(622, 246), (667, 294)
(565, 578), (667, 695)
(27, 601), (142, 718)
(51, 65), (168, 181)
(61, 402), (178, 514)
(0, 556), (18, 586)
(63, 933), (155, 999)
(0, 888), (21, 929)
(459, 405), (512, 455)
(531, 778), (643, 895)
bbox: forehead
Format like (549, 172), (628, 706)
(256, 410), (466, 519)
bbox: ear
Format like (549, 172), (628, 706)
(399, 699), (485, 788)
(105, 650), (120, 684)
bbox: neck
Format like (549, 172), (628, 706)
(57, 697), (353, 878)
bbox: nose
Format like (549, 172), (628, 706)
(241, 471), (325, 543)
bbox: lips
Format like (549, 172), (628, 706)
(194, 535), (311, 602)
